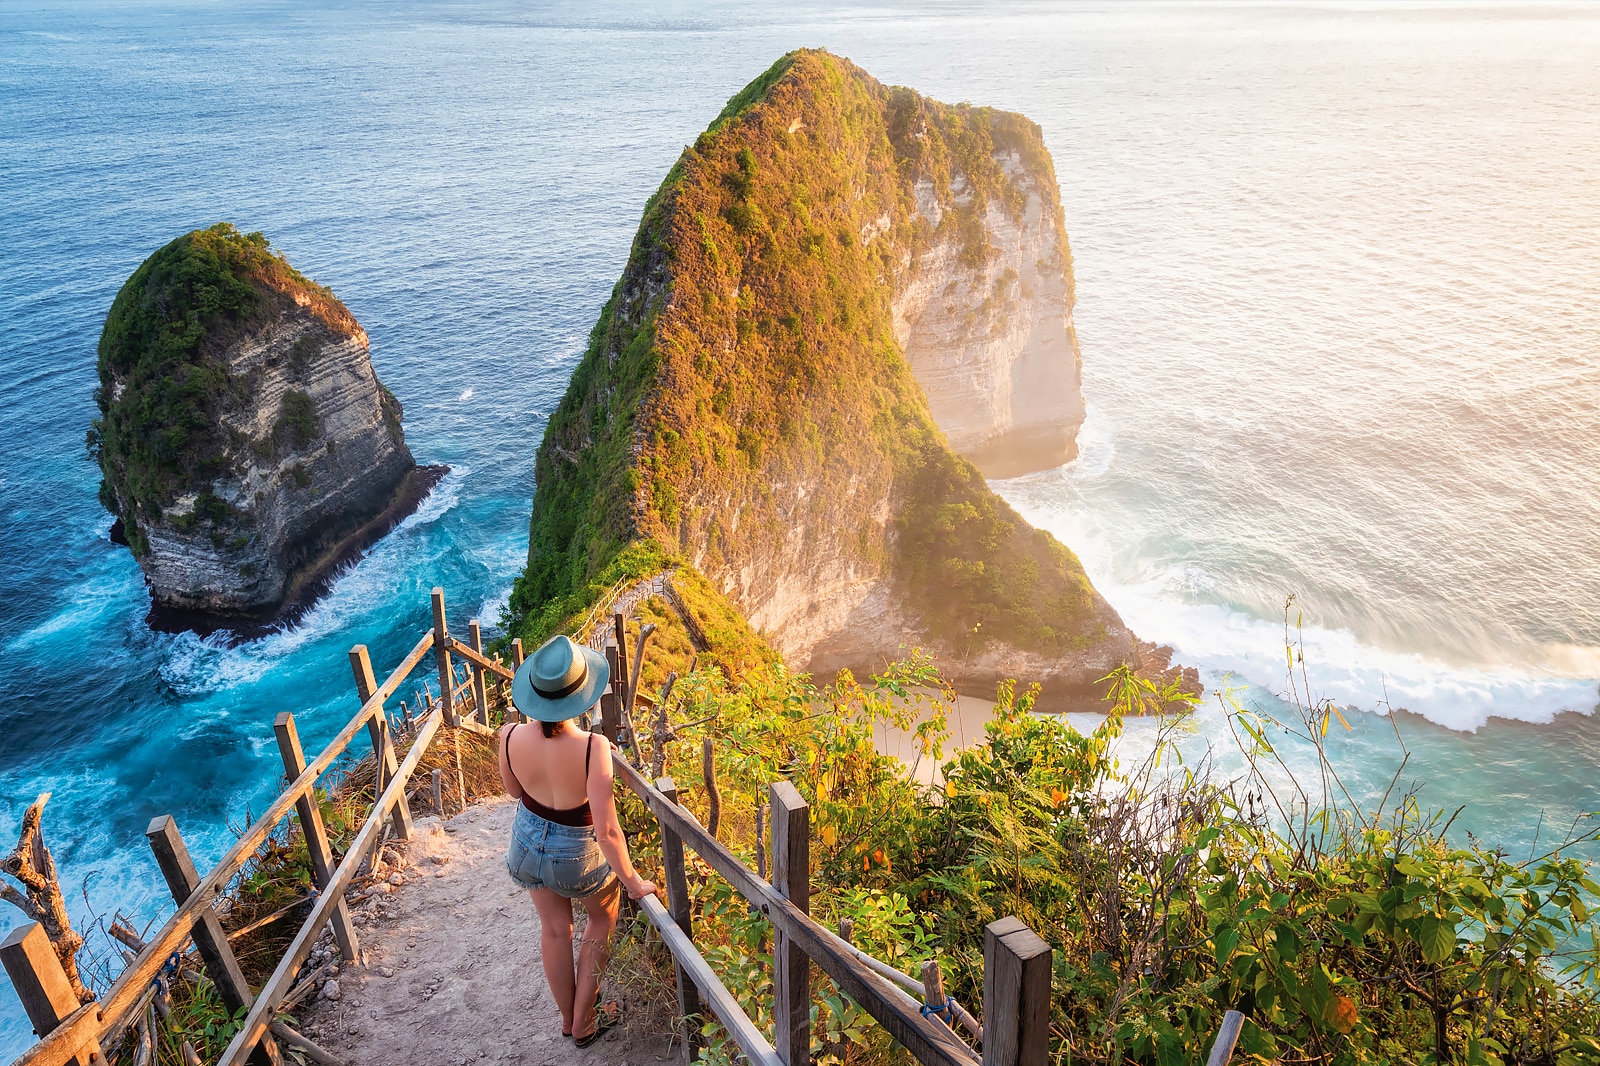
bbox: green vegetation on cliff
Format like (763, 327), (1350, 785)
(87, 222), (356, 551)
(509, 50), (1097, 660)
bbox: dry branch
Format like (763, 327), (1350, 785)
(0, 792), (92, 1003)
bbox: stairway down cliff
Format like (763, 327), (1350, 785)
(90, 224), (443, 633)
(509, 51), (1194, 707)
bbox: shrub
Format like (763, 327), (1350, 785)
(619, 651), (1600, 1066)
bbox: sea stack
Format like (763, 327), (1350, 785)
(90, 223), (444, 631)
(510, 51), (1195, 707)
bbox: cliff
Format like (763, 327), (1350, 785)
(888, 92), (1085, 479)
(509, 51), (1193, 706)
(90, 224), (443, 632)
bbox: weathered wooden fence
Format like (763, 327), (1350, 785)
(2, 587), (1244, 1066)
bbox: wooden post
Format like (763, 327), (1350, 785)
(274, 714), (360, 963)
(0, 924), (99, 1066)
(452, 731), (466, 815)
(432, 588), (458, 727)
(1206, 1010), (1245, 1066)
(921, 959), (947, 1023)
(601, 643), (622, 743)
(612, 612), (630, 711)
(430, 769), (444, 816)
(656, 778), (702, 1063)
(146, 817), (281, 1066)
(770, 781), (810, 1066)
(350, 645), (414, 841)
(509, 639), (527, 723)
(755, 803), (766, 881)
(468, 620), (490, 725)
(981, 916), (1051, 1066)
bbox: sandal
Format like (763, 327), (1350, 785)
(574, 1001), (620, 1048)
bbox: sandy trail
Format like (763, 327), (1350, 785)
(300, 797), (674, 1066)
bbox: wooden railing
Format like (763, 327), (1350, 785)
(3, 588), (1244, 1066)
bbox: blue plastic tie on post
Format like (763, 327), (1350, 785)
(920, 999), (952, 1027)
(149, 951), (181, 992)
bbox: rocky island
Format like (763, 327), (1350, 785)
(509, 50), (1195, 707)
(89, 223), (444, 633)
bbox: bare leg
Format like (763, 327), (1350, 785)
(529, 888), (577, 1034)
(572, 878), (621, 1039)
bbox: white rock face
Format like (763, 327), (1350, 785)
(892, 152), (1085, 479)
(116, 299), (425, 625)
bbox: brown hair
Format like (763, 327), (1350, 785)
(539, 718), (568, 739)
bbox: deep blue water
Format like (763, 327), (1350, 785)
(3, 1), (1599, 1055)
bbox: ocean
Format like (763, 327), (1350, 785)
(2, 0), (1597, 1054)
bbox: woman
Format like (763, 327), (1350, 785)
(500, 634), (658, 1047)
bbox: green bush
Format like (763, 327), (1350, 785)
(620, 653), (1600, 1066)
(274, 390), (321, 451)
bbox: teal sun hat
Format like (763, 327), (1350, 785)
(511, 635), (611, 722)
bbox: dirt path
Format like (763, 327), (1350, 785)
(300, 798), (674, 1066)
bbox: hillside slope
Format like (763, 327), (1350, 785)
(509, 51), (1191, 705)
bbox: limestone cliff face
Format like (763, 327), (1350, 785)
(892, 152), (1085, 479)
(514, 52), (1194, 708)
(93, 225), (439, 630)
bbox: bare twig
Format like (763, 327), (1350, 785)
(0, 792), (92, 1003)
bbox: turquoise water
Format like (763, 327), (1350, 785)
(2, 1), (1598, 1053)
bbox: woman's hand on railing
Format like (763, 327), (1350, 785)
(626, 877), (660, 901)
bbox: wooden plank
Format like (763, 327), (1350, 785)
(216, 711), (445, 1066)
(453, 717), (497, 739)
(1206, 1010), (1244, 1066)
(446, 637), (515, 682)
(432, 588), (457, 727)
(770, 780), (810, 1066)
(275, 713), (359, 961)
(145, 817), (281, 1066)
(981, 917), (1051, 1066)
(468, 620), (489, 725)
(610, 756), (977, 1066)
(636, 893), (782, 1066)
(10, 628), (436, 1066)
(655, 778), (702, 1063)
(351, 645), (413, 840)
(0, 924), (98, 1066)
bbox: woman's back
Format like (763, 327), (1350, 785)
(505, 723), (594, 810)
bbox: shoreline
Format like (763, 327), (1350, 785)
(142, 463), (450, 644)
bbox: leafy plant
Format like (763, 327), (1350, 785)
(615, 641), (1600, 1066)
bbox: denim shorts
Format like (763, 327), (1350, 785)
(505, 802), (615, 899)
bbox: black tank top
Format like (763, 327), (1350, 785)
(509, 725), (597, 827)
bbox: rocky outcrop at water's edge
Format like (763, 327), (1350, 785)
(93, 225), (444, 635)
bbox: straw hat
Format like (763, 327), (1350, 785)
(511, 635), (610, 722)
